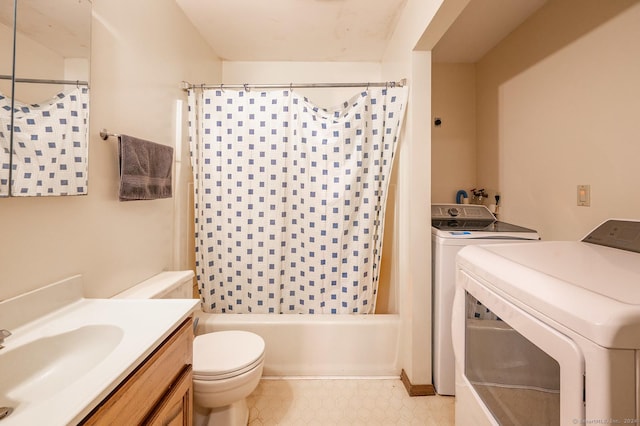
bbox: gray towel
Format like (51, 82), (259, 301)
(118, 135), (173, 201)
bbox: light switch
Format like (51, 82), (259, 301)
(577, 185), (590, 207)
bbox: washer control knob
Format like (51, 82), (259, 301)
(448, 207), (460, 217)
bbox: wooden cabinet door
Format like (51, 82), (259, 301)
(80, 318), (193, 425)
(145, 366), (193, 426)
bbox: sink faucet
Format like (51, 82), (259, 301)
(0, 329), (11, 349)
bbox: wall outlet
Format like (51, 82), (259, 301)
(577, 185), (590, 207)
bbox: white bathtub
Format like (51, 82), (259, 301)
(115, 271), (401, 378)
(194, 312), (401, 378)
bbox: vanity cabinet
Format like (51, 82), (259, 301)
(80, 317), (194, 425)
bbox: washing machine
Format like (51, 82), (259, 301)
(453, 219), (640, 425)
(431, 203), (539, 396)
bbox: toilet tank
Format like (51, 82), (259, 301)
(113, 270), (195, 299)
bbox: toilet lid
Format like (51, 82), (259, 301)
(193, 330), (265, 380)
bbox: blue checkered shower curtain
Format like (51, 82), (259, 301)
(187, 86), (407, 314)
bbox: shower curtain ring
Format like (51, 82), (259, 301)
(243, 83), (250, 92)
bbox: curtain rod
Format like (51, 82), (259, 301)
(0, 74), (89, 87)
(181, 78), (406, 91)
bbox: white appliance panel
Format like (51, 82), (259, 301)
(453, 219), (640, 425)
(453, 270), (585, 424)
(431, 203), (539, 396)
(432, 236), (537, 395)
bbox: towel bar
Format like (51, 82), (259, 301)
(100, 129), (120, 140)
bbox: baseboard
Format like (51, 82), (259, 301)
(400, 369), (436, 397)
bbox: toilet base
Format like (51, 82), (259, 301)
(194, 398), (249, 426)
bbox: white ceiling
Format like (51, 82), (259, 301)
(176, 0), (408, 62)
(177, 0), (548, 63)
(1, 0), (548, 64)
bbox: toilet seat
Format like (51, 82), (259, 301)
(193, 330), (265, 381)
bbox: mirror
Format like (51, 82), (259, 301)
(0, 0), (91, 197)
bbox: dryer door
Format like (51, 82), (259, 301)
(453, 270), (585, 425)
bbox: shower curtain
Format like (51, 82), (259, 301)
(187, 85), (408, 314)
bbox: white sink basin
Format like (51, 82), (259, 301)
(0, 275), (198, 425)
(0, 325), (124, 410)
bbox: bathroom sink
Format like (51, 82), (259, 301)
(0, 275), (199, 425)
(0, 325), (124, 411)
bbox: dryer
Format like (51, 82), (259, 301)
(453, 219), (640, 425)
(431, 204), (539, 396)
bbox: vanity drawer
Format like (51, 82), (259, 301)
(145, 365), (193, 425)
(80, 317), (193, 425)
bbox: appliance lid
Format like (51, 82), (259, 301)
(457, 236), (640, 349)
(431, 204), (538, 237)
(432, 219), (537, 233)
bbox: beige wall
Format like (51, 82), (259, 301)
(1, 21), (68, 102)
(1, 22), (12, 84)
(383, 0), (455, 387)
(431, 63), (476, 203)
(0, 0), (221, 301)
(476, 0), (640, 239)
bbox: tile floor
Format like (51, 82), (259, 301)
(247, 378), (455, 425)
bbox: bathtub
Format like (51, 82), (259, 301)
(116, 271), (401, 378)
(194, 312), (401, 378)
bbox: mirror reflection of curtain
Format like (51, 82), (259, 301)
(188, 86), (408, 314)
(0, 87), (89, 196)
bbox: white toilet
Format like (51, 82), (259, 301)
(114, 271), (265, 426)
(193, 330), (265, 426)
